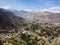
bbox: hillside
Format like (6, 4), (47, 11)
(11, 10), (60, 23)
(0, 8), (24, 31)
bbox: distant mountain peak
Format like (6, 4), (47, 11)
(43, 11), (53, 13)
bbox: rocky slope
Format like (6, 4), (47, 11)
(12, 10), (60, 23)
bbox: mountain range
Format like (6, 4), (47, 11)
(10, 9), (60, 23)
(0, 8), (60, 30)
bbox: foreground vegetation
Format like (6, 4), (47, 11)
(0, 22), (60, 45)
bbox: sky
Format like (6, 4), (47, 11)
(0, 0), (60, 12)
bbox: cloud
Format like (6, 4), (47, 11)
(42, 6), (60, 13)
(0, 5), (11, 9)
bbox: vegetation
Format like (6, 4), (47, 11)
(0, 22), (60, 45)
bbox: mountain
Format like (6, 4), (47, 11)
(10, 10), (28, 17)
(11, 10), (60, 23)
(0, 8), (24, 31)
(0, 8), (15, 30)
(48, 13), (60, 23)
(2, 9), (60, 23)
